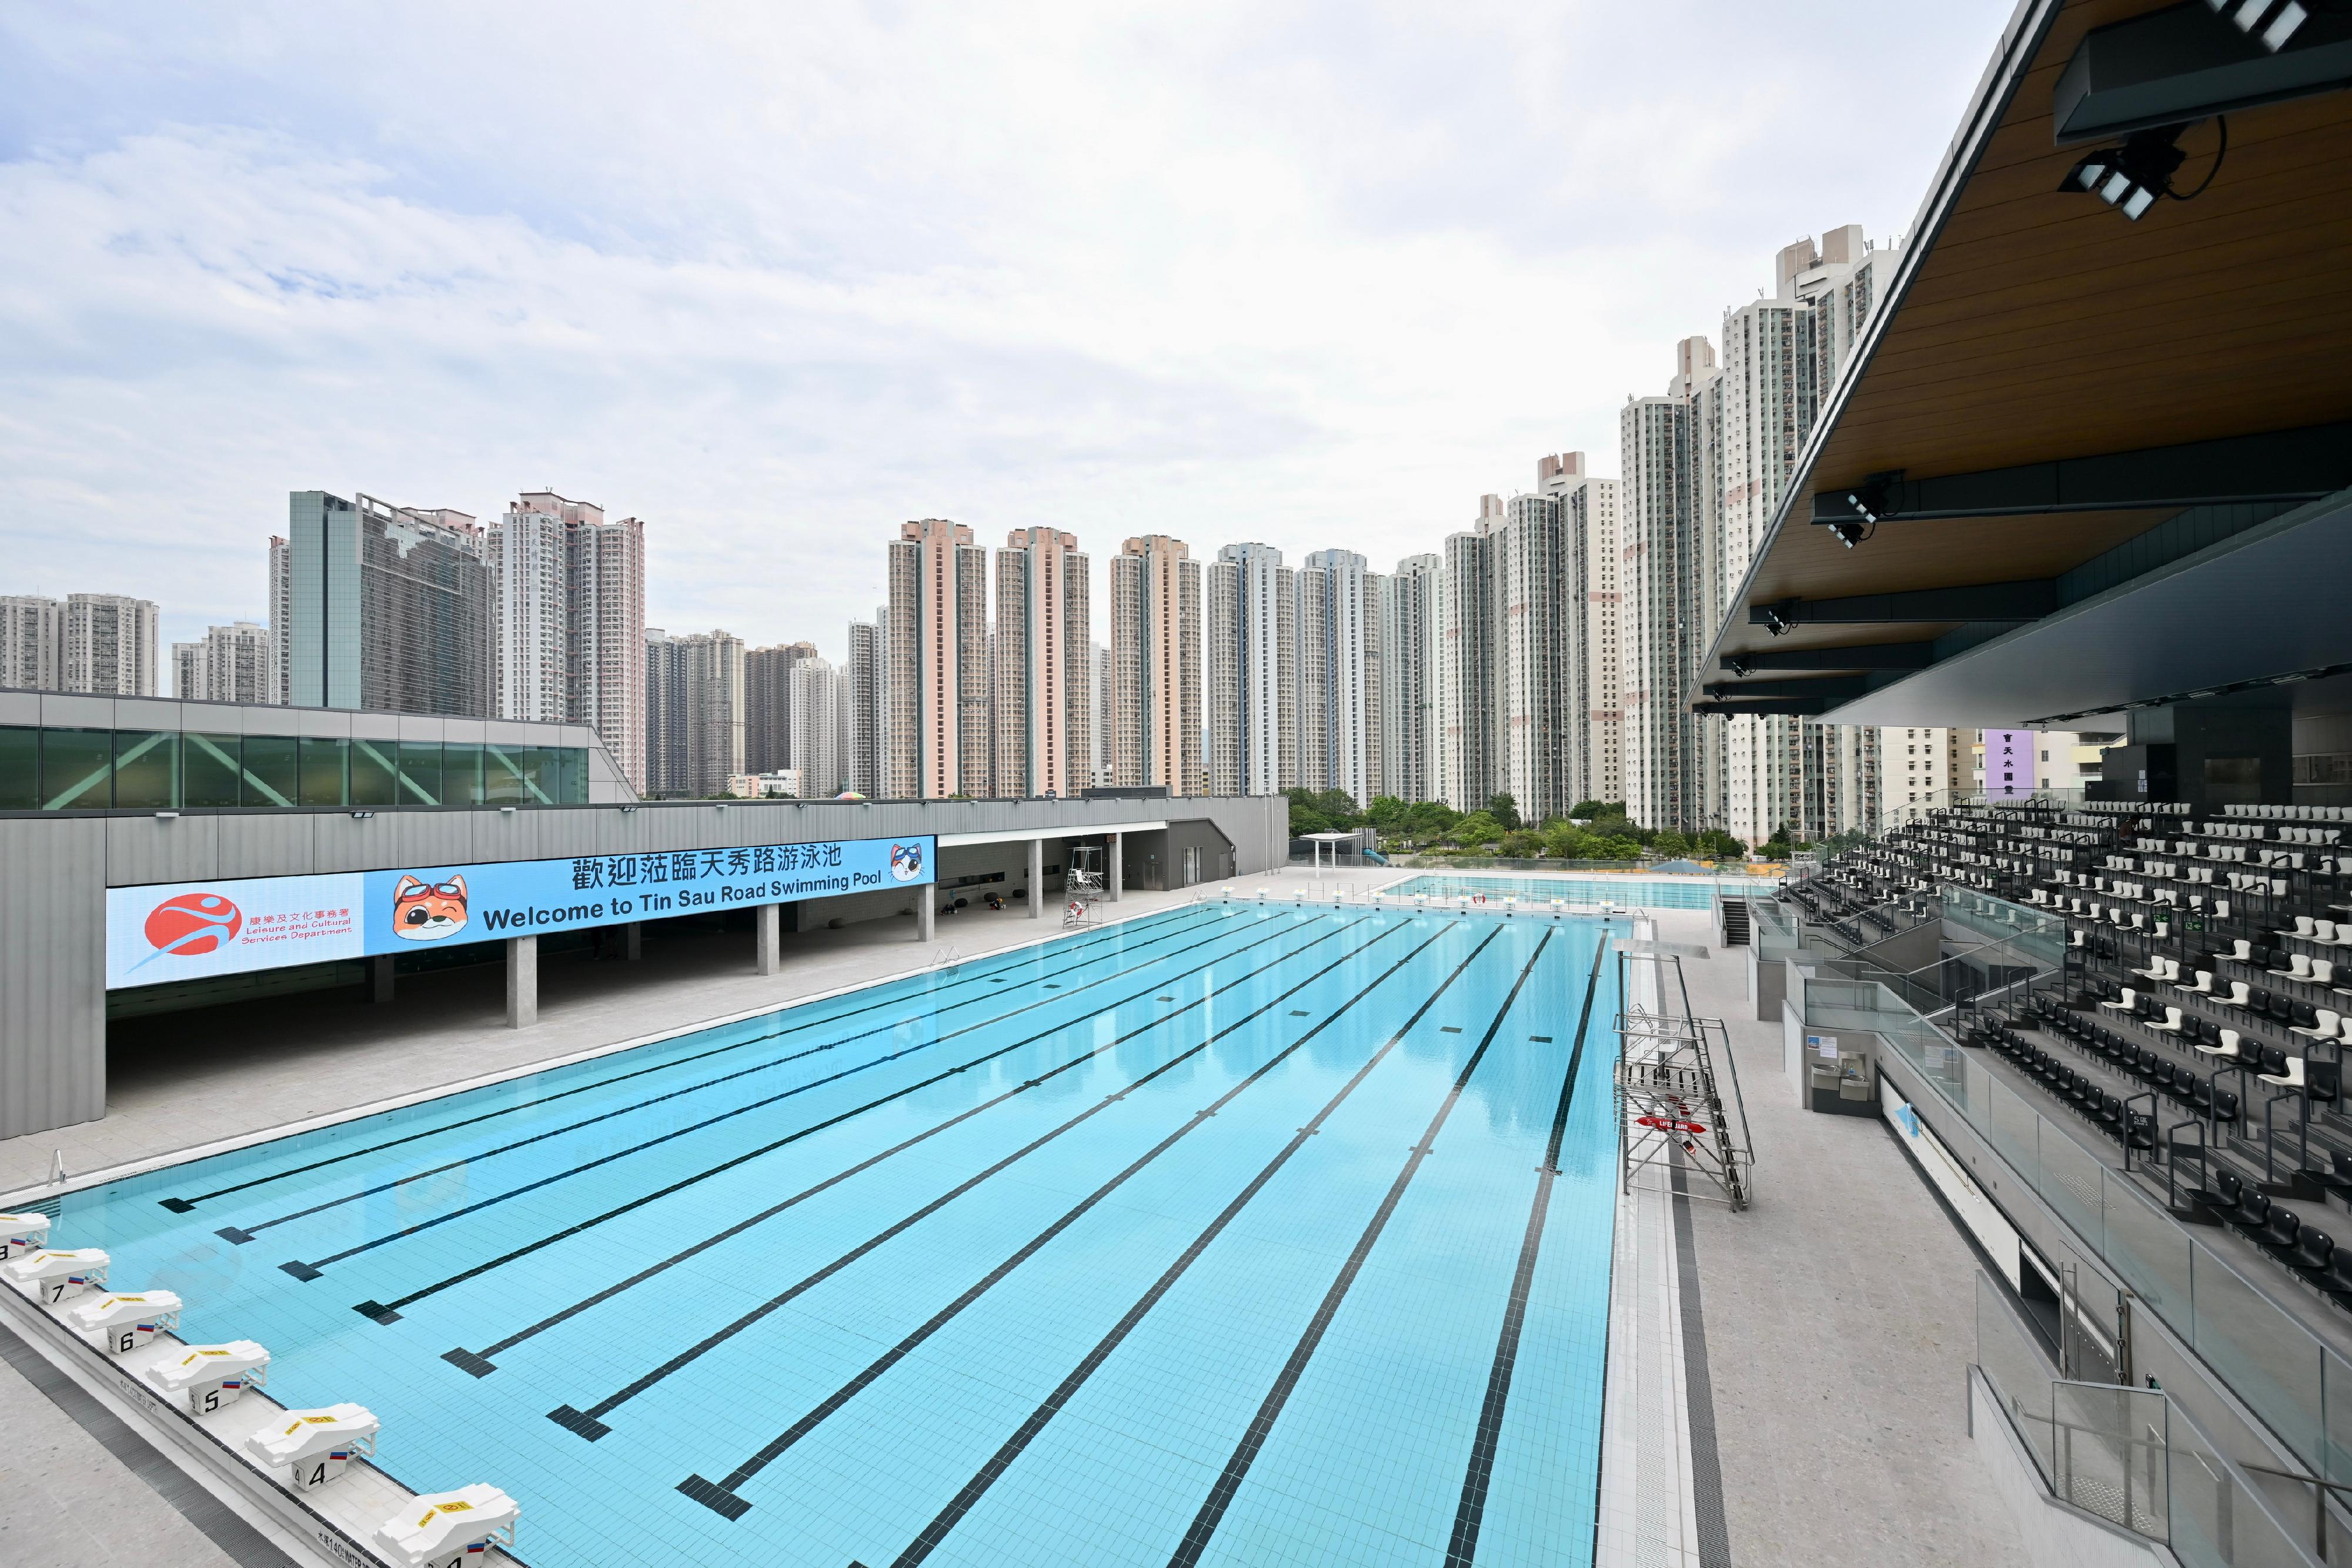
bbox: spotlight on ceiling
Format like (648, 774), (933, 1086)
(1726, 658), (1752, 678)
(1829, 519), (1867, 549)
(1760, 604), (1793, 638)
(2207, 0), (2308, 52)
(2060, 121), (2227, 221)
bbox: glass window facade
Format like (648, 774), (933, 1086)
(0, 724), (589, 812)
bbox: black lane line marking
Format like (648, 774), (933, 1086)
(283, 913), (1256, 1290)
(1668, 1159), (1733, 1567)
(351, 914), (1331, 1320)
(677, 921), (1486, 1520)
(232, 911), (1215, 1241)
(1445, 927), (1611, 1567)
(544, 920), (1411, 1434)
(233, 914), (1208, 1238)
(878, 932), (1514, 1566)
(443, 920), (1365, 1376)
(160, 906), (1193, 1213)
(1166, 928), (1556, 1568)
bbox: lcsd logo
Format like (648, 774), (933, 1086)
(133, 892), (245, 974)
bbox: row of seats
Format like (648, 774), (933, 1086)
(2220, 804), (2352, 824)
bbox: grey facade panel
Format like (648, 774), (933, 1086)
(41, 694), (116, 728)
(0, 691), (39, 724)
(0, 817), (106, 1139)
(106, 815), (220, 887)
(116, 698), (182, 730)
(212, 814), (319, 880)
(379, 813), (485, 873)
(236, 706), (305, 737)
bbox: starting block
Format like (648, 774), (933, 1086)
(66, 1289), (184, 1355)
(0, 1211), (51, 1261)
(376, 1484), (520, 1567)
(246, 1403), (379, 1489)
(149, 1340), (269, 1415)
(4, 1247), (108, 1305)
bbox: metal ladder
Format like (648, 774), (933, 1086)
(1615, 951), (1753, 1211)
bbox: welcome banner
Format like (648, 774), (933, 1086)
(106, 835), (936, 988)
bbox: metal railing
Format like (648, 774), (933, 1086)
(1846, 954), (2352, 1500)
(1975, 1271), (2326, 1564)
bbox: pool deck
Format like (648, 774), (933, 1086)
(1, 885), (2027, 1567)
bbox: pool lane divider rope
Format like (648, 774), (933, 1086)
(677, 919), (1494, 1522)
(1444, 923), (1613, 1567)
(874, 926), (1541, 1566)
(212, 910), (1220, 1245)
(161, 904), (1200, 1215)
(268, 911), (1259, 1293)
(540, 916), (1415, 1433)
(330, 911), (1337, 1321)
(1163, 927), (1558, 1568)
(443, 915), (1377, 1376)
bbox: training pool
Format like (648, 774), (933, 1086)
(29, 904), (1624, 1568)
(1384, 872), (1770, 910)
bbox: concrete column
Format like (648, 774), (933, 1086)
(506, 935), (538, 1029)
(1108, 834), (1123, 902)
(756, 902), (781, 975)
(624, 922), (642, 961)
(918, 895), (936, 942)
(1028, 837), (1045, 919)
(369, 954), (395, 1005)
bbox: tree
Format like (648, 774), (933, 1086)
(1652, 828), (1691, 858)
(1695, 828), (1748, 861)
(1501, 829), (1542, 858)
(1366, 795), (1409, 835)
(1568, 800), (1605, 821)
(1487, 793), (1522, 831)
(1402, 799), (1461, 844)
(1452, 810), (1505, 848)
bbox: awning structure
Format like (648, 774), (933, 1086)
(1700, 0), (2352, 729)
(936, 820), (1167, 848)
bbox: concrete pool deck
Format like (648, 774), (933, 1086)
(1, 885), (2027, 1568)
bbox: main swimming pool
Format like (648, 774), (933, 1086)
(1385, 872), (1769, 910)
(34, 904), (1623, 1567)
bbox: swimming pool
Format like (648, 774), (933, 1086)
(1384, 872), (1771, 911)
(34, 904), (1623, 1567)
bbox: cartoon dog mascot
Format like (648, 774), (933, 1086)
(391, 874), (469, 941)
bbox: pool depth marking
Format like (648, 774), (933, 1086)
(543, 917), (1415, 1435)
(1165, 927), (1558, 1568)
(1444, 930), (1611, 1567)
(340, 911), (1338, 1322)
(159, 906), (1192, 1214)
(222, 911), (1221, 1245)
(440, 915), (1372, 1375)
(274, 911), (1261, 1289)
(677, 920), (1493, 1520)
(879, 929), (1552, 1567)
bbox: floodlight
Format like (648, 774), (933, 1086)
(2209, 0), (2308, 51)
(2060, 122), (2216, 222)
(1829, 520), (1867, 549)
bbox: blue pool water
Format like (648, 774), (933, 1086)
(1385, 872), (1770, 910)
(42, 905), (1623, 1567)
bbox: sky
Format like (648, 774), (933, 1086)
(0, 1), (2013, 663)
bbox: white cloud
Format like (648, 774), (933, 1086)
(0, 0), (2010, 658)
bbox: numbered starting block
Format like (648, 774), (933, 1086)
(149, 1340), (269, 1415)
(66, 1290), (184, 1355)
(4, 1247), (108, 1305)
(246, 1403), (379, 1489)
(0, 1211), (52, 1261)
(376, 1484), (519, 1567)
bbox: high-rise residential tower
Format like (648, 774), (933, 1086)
(61, 593), (161, 697)
(1549, 457), (1625, 808)
(845, 612), (887, 797)
(268, 536), (292, 704)
(641, 627), (744, 798)
(1296, 550), (1382, 807)
(746, 641), (817, 777)
(1437, 497), (1504, 813)
(286, 492), (492, 717)
(1494, 490), (1575, 824)
(886, 519), (991, 799)
(487, 492), (647, 790)
(172, 621), (275, 705)
(1, 596), (64, 691)
(789, 654), (848, 798)
(993, 527), (1091, 798)
(1108, 536), (1204, 795)
(1619, 340), (1720, 833)
(1379, 553), (1441, 807)
(1207, 543), (1294, 797)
